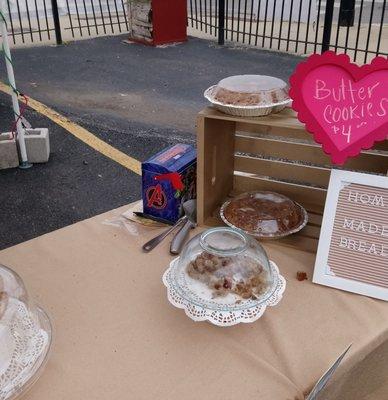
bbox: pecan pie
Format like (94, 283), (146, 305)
(214, 88), (264, 106)
(222, 191), (305, 236)
(213, 75), (289, 107)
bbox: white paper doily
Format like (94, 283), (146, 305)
(0, 299), (50, 400)
(163, 258), (286, 327)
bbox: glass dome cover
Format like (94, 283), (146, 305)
(171, 227), (277, 311)
(0, 264), (52, 400)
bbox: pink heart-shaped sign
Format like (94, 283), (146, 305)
(290, 52), (388, 165)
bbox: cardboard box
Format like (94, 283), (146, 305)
(142, 144), (196, 223)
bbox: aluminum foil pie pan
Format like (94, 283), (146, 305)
(204, 85), (292, 117)
(220, 193), (309, 239)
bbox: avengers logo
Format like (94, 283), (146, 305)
(146, 184), (167, 209)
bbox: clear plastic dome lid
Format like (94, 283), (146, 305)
(218, 75), (287, 93)
(212, 75), (290, 107)
(221, 191), (308, 238)
(0, 264), (51, 400)
(171, 228), (275, 310)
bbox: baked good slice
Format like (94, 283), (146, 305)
(187, 252), (269, 300)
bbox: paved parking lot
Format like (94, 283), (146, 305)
(0, 35), (301, 249)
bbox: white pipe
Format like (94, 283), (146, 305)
(0, 0), (29, 165)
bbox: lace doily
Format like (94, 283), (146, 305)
(163, 259), (286, 327)
(0, 299), (50, 400)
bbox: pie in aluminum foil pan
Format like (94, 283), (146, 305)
(204, 75), (292, 117)
(220, 191), (308, 239)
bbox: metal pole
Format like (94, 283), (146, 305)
(50, 0), (62, 45)
(0, 0), (31, 168)
(322, 0), (335, 52)
(218, 0), (225, 45)
(338, 0), (355, 27)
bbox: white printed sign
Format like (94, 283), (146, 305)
(313, 170), (388, 301)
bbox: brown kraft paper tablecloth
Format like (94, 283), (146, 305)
(0, 205), (387, 400)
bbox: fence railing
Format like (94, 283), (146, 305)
(1, 0), (387, 64)
(188, 0), (388, 63)
(62, 0), (128, 39)
(3, 0), (128, 45)
(4, 0), (55, 43)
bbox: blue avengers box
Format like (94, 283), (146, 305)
(142, 144), (196, 223)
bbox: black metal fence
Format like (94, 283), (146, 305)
(188, 0), (388, 62)
(3, 0), (128, 45)
(62, 0), (128, 40)
(3, 0), (55, 43)
(1, 0), (387, 63)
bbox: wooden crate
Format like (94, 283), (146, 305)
(197, 107), (388, 252)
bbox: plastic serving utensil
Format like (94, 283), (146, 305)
(142, 216), (186, 253)
(170, 200), (197, 255)
(306, 344), (352, 400)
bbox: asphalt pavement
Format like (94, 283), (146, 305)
(0, 35), (302, 249)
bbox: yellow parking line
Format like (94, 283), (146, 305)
(0, 82), (142, 175)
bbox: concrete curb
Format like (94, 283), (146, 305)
(0, 132), (19, 170)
